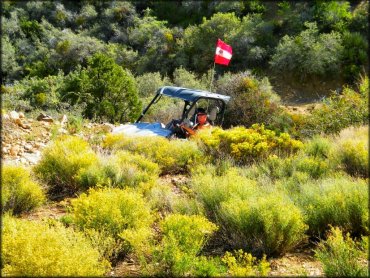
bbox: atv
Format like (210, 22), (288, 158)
(112, 86), (231, 138)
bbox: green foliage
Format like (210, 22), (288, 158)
(172, 67), (208, 90)
(216, 72), (292, 131)
(341, 32), (368, 83)
(335, 138), (368, 178)
(222, 249), (270, 276)
(304, 136), (332, 159)
(296, 176), (368, 237)
(313, 1), (352, 32)
(270, 22), (343, 80)
(34, 135), (98, 197)
(77, 150), (159, 191)
(136, 72), (171, 98)
(2, 215), (110, 276)
(196, 124), (303, 164)
(191, 166), (258, 215)
(152, 214), (219, 276)
(79, 52), (142, 123)
(2, 165), (45, 215)
(219, 194), (307, 256)
(299, 77), (368, 136)
(103, 134), (203, 174)
(315, 226), (368, 277)
(70, 187), (153, 241)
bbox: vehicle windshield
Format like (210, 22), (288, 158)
(139, 95), (184, 125)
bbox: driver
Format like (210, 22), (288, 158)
(180, 108), (210, 137)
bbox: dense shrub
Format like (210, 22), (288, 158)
(72, 52), (142, 123)
(298, 77), (368, 136)
(304, 136), (332, 159)
(315, 227), (368, 277)
(77, 150), (159, 191)
(191, 166), (258, 215)
(2, 215), (109, 276)
(195, 124), (303, 164)
(152, 214), (219, 276)
(103, 134), (203, 174)
(69, 188), (153, 257)
(70, 187), (153, 237)
(332, 126), (368, 178)
(2, 165), (45, 215)
(296, 176), (368, 237)
(219, 194), (307, 256)
(34, 135), (98, 197)
(270, 22), (343, 80)
(216, 72), (291, 131)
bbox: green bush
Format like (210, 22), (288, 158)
(219, 194), (307, 256)
(34, 135), (98, 197)
(334, 134), (368, 178)
(299, 77), (368, 136)
(2, 165), (45, 215)
(77, 150), (159, 191)
(152, 214), (218, 276)
(2, 215), (109, 276)
(296, 176), (368, 237)
(191, 166), (258, 216)
(69, 188), (153, 257)
(70, 187), (153, 237)
(216, 72), (291, 132)
(195, 124), (303, 164)
(315, 226), (368, 277)
(270, 22), (343, 80)
(295, 156), (330, 179)
(304, 136), (332, 159)
(103, 134), (203, 174)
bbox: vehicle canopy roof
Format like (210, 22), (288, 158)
(157, 86), (231, 103)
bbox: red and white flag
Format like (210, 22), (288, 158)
(214, 39), (232, 66)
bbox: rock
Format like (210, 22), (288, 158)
(2, 114), (10, 121)
(10, 145), (20, 156)
(9, 111), (19, 121)
(102, 123), (115, 132)
(60, 114), (68, 127)
(37, 113), (54, 122)
(19, 112), (25, 118)
(20, 157), (27, 164)
(24, 144), (33, 151)
(15, 118), (23, 126)
(21, 123), (31, 129)
(58, 128), (68, 134)
(2, 147), (9, 154)
(34, 142), (41, 148)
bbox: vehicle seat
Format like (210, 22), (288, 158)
(208, 107), (219, 124)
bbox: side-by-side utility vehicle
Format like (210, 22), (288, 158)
(112, 86), (231, 138)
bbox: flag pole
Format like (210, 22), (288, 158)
(209, 61), (216, 92)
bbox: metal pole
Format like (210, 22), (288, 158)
(209, 62), (216, 92)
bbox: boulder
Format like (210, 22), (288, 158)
(37, 113), (54, 122)
(60, 114), (68, 127)
(102, 123), (115, 132)
(10, 145), (20, 156)
(9, 111), (19, 121)
(19, 112), (25, 118)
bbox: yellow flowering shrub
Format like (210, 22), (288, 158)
(103, 134), (203, 174)
(2, 165), (45, 215)
(34, 135), (98, 197)
(195, 124), (302, 164)
(2, 215), (110, 276)
(222, 249), (270, 276)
